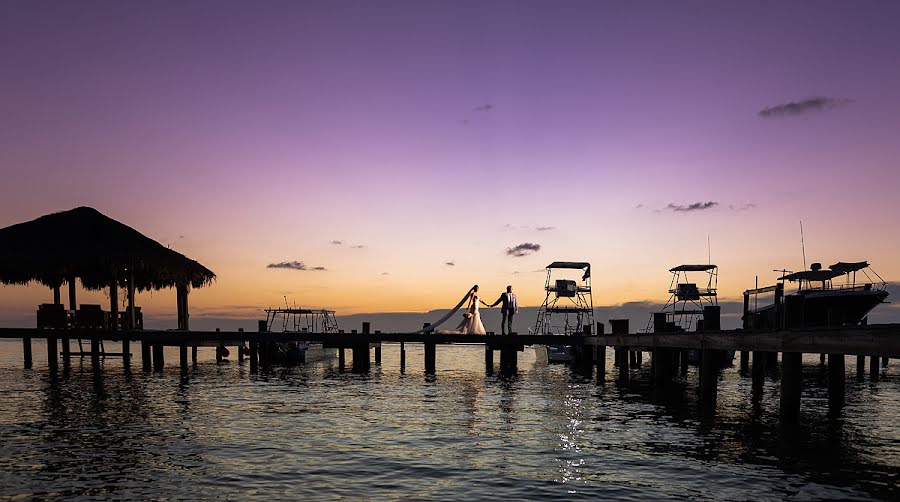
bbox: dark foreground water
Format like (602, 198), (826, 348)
(0, 340), (897, 500)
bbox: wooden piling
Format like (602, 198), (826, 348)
(47, 335), (58, 372)
(180, 343), (188, 373)
(596, 345), (606, 384)
(856, 354), (865, 379)
(752, 350), (766, 396)
(192, 346), (198, 365)
(338, 348), (346, 369)
(141, 341), (151, 372)
(249, 340), (259, 373)
(23, 337), (32, 369)
(700, 349), (718, 405)
(827, 353), (845, 411)
(374, 345), (382, 365)
(91, 338), (100, 370)
(870, 353), (880, 380)
(882, 357), (889, 368)
(400, 341), (406, 373)
(485, 345), (493, 373)
(780, 352), (802, 423)
(653, 347), (673, 388)
(152, 343), (164, 372)
(352, 343), (370, 372)
(424, 341), (436, 374)
(610, 319), (629, 371)
(499, 347), (517, 374)
(740, 351), (749, 373)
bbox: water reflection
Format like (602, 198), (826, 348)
(0, 344), (895, 500)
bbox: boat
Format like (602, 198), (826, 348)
(743, 261), (889, 330)
(645, 264), (733, 366)
(532, 262), (594, 364)
(259, 306), (340, 363)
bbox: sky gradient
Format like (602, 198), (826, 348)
(2, 1), (900, 326)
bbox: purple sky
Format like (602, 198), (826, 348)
(1, 1), (900, 321)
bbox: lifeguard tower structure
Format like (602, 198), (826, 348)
(533, 262), (594, 335)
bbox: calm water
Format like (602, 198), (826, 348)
(0, 339), (898, 500)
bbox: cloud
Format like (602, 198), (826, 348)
(266, 261), (327, 271)
(506, 242), (541, 257)
(758, 97), (851, 118)
(634, 204), (644, 209)
(666, 201), (718, 212)
(381, 272), (390, 276)
(330, 240), (343, 245)
(445, 261), (456, 267)
(350, 244), (366, 249)
(729, 203), (757, 211)
(473, 104), (493, 112)
(535, 226), (556, 231)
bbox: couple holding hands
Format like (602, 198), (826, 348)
(454, 284), (518, 335)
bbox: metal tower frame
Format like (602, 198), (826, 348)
(533, 262), (594, 335)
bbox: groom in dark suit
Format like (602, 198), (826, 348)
(490, 285), (518, 335)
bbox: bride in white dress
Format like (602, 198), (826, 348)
(451, 285), (488, 335)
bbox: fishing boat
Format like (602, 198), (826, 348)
(532, 262), (594, 364)
(743, 261), (889, 330)
(260, 306), (340, 363)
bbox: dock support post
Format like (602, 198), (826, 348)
(400, 342), (406, 373)
(192, 346), (198, 365)
(780, 352), (802, 423)
(856, 355), (865, 379)
(180, 343), (188, 373)
(374, 345), (381, 365)
(23, 337), (32, 369)
(424, 342), (436, 375)
(828, 353), (845, 412)
(152, 343), (164, 372)
(249, 341), (259, 373)
(653, 348), (673, 388)
(47, 335), (58, 372)
(596, 345), (606, 384)
(870, 354), (880, 380)
(752, 350), (766, 397)
(91, 338), (100, 370)
(338, 348), (346, 370)
(352, 343), (370, 373)
(141, 340), (152, 372)
(485, 345), (493, 374)
(499, 347), (516, 374)
(610, 318), (629, 371)
(883, 357), (889, 368)
(700, 349), (718, 406)
(618, 345), (630, 386)
(740, 351), (749, 374)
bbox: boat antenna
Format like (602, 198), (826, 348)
(707, 234), (711, 265)
(800, 220), (807, 270)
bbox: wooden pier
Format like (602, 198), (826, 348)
(1, 323), (897, 423)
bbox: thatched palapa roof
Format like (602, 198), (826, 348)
(0, 206), (215, 291)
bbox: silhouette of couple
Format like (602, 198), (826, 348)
(454, 285), (518, 335)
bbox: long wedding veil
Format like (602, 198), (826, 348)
(412, 285), (476, 334)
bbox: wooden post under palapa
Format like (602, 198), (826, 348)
(828, 353), (845, 411)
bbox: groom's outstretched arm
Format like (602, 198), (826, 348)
(490, 295), (503, 307)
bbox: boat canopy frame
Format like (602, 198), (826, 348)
(533, 262), (594, 335)
(264, 307), (340, 333)
(647, 264), (718, 332)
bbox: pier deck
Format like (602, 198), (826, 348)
(1, 325), (898, 357)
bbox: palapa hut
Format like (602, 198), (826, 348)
(0, 206), (215, 333)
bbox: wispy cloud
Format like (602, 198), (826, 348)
(330, 240), (343, 245)
(350, 244), (366, 249)
(758, 97), (851, 118)
(473, 104), (493, 112)
(381, 272), (390, 276)
(266, 261), (327, 271)
(666, 201), (718, 212)
(729, 203), (757, 211)
(535, 226), (556, 232)
(506, 242), (541, 257)
(445, 261), (456, 267)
